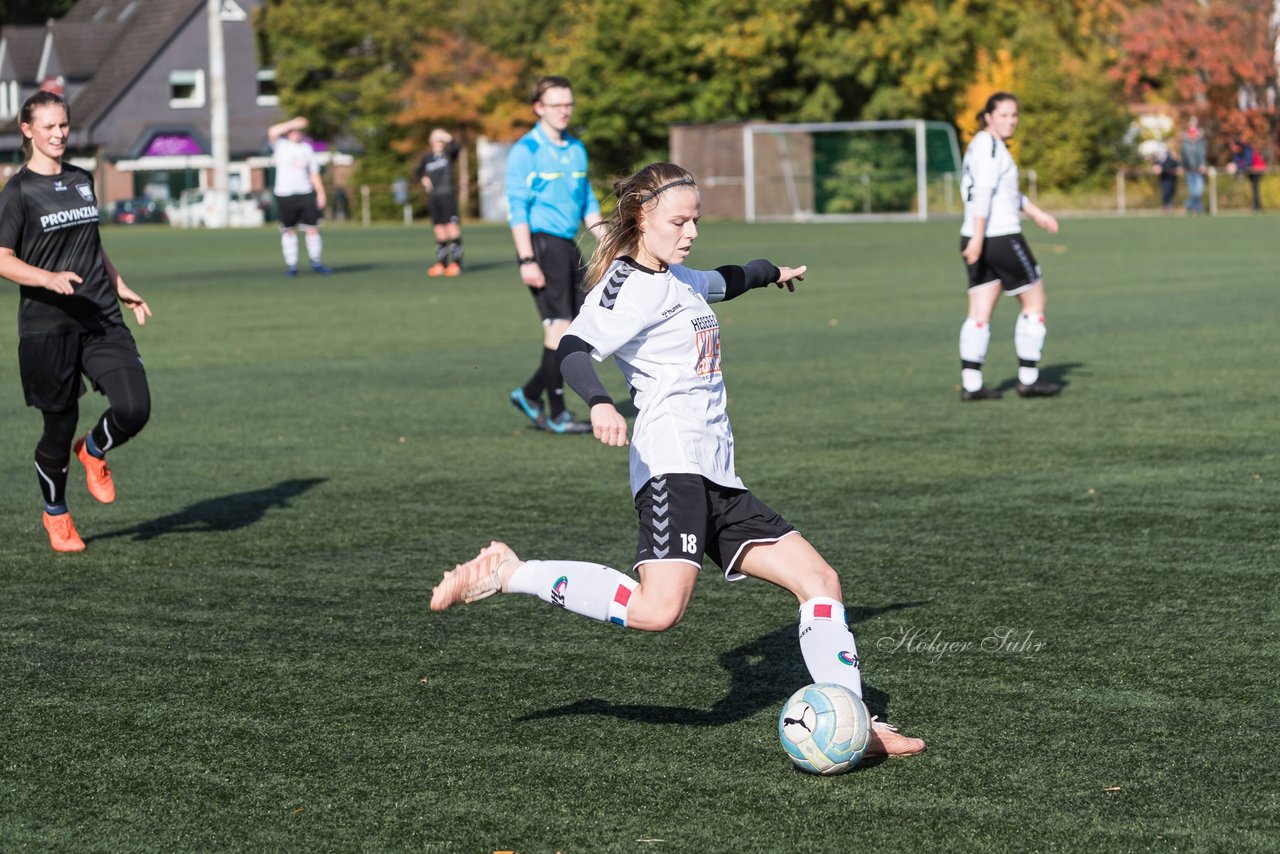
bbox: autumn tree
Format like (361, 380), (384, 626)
(1116, 0), (1277, 160)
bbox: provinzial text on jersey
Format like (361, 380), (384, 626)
(40, 205), (100, 230)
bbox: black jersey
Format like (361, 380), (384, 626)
(0, 164), (121, 335)
(416, 141), (459, 197)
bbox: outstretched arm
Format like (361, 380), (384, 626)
(709, 259), (805, 302)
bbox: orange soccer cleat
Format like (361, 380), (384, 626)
(43, 511), (85, 553)
(427, 262), (446, 277)
(430, 541), (522, 612)
(74, 437), (115, 504)
(864, 717), (926, 757)
(443, 262), (462, 277)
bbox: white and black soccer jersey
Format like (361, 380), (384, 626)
(0, 164), (121, 335)
(960, 130), (1024, 237)
(272, 137), (318, 197)
(567, 258), (743, 497)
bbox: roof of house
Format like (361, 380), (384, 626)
(0, 25), (47, 81)
(0, 0), (205, 140)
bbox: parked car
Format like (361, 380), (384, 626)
(168, 188), (265, 228)
(107, 197), (166, 225)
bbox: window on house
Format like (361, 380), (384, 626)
(0, 81), (13, 119)
(169, 70), (205, 109)
(256, 69), (278, 107)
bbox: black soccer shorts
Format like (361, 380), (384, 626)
(961, 232), (1043, 294)
(19, 323), (143, 412)
(276, 192), (321, 229)
(428, 192), (460, 226)
(633, 473), (796, 579)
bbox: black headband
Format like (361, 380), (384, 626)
(637, 177), (696, 205)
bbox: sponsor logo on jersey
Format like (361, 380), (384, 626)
(53, 180), (66, 192)
(838, 650), (860, 668)
(40, 205), (100, 231)
(76, 184), (94, 202)
(551, 576), (568, 608)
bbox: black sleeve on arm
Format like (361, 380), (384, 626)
(557, 335), (614, 407)
(716, 259), (781, 301)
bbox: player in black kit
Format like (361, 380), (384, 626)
(416, 128), (463, 277)
(0, 90), (153, 552)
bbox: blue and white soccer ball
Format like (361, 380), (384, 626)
(777, 683), (871, 775)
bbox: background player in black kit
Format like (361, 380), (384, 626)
(0, 90), (153, 552)
(417, 128), (463, 277)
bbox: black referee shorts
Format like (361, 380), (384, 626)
(961, 233), (1042, 294)
(528, 232), (586, 323)
(19, 324), (144, 412)
(633, 473), (796, 580)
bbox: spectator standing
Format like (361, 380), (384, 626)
(1180, 117), (1207, 214)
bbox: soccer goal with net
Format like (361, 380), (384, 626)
(741, 120), (962, 223)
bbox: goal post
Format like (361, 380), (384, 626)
(742, 120), (962, 223)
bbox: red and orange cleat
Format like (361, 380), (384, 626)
(74, 436), (115, 504)
(43, 511), (85, 553)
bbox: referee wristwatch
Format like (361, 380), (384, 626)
(518, 255), (537, 266)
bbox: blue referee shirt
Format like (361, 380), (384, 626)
(505, 124), (600, 240)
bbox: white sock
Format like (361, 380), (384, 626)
(507, 559), (637, 627)
(959, 317), (991, 392)
(1015, 312), (1047, 385)
(798, 597), (862, 698)
(281, 231), (299, 267)
(305, 231), (323, 263)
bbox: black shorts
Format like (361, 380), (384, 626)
(961, 233), (1042, 294)
(633, 473), (797, 580)
(528, 232), (586, 323)
(19, 324), (144, 412)
(429, 193), (460, 226)
(277, 192), (321, 229)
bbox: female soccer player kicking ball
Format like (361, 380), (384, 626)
(433, 163), (924, 758)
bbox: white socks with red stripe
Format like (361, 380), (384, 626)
(1015, 312), (1047, 385)
(959, 317), (991, 393)
(798, 597), (863, 698)
(506, 560), (638, 627)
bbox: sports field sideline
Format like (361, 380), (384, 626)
(1, 215), (1276, 850)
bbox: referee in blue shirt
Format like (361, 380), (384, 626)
(505, 76), (602, 434)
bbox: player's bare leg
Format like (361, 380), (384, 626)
(430, 541), (522, 611)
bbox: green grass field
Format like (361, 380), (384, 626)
(1, 215), (1276, 851)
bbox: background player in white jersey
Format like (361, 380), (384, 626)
(0, 91), (153, 552)
(432, 163), (925, 758)
(957, 92), (1061, 401)
(268, 116), (330, 276)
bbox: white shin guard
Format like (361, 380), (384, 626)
(507, 559), (638, 627)
(798, 597), (863, 698)
(1015, 312), (1047, 384)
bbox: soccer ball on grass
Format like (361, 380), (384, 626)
(777, 682), (870, 775)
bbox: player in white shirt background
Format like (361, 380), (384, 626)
(957, 92), (1062, 401)
(268, 116), (330, 276)
(431, 162), (925, 758)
